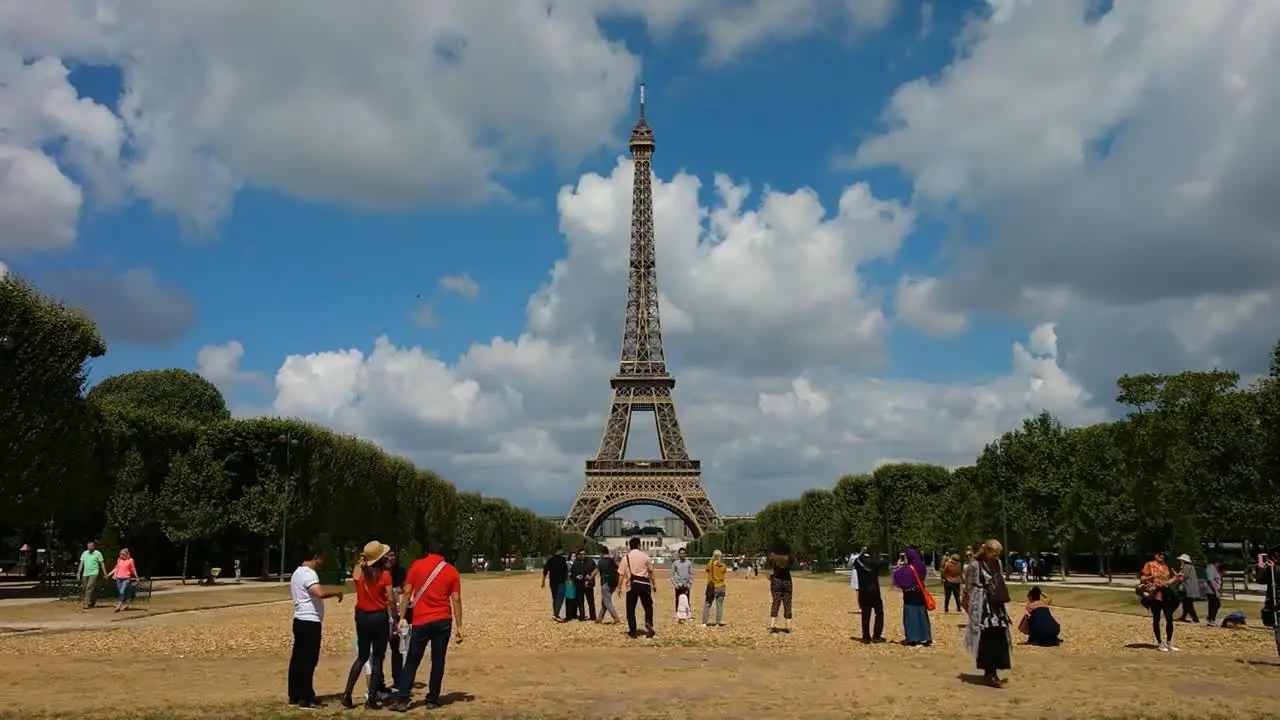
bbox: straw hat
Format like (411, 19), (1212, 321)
(1176, 553), (1192, 563)
(361, 541), (391, 565)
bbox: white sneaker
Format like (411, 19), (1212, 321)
(1157, 642), (1170, 652)
(1168, 643), (1181, 651)
(699, 623), (708, 627)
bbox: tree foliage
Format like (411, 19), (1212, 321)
(751, 348), (1280, 572)
(1, 272), (567, 575)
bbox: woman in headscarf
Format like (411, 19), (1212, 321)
(1017, 586), (1061, 646)
(893, 547), (932, 647)
(963, 539), (1012, 686)
(341, 541), (393, 709)
(1175, 553), (1202, 624)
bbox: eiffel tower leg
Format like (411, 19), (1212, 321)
(596, 398), (632, 460)
(652, 399), (690, 461)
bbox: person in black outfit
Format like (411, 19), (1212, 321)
(375, 549), (408, 698)
(541, 549), (569, 621)
(595, 551), (621, 623)
(853, 547), (885, 643)
(570, 551), (597, 621)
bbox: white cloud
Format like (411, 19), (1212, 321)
(853, 0), (1280, 389)
(0, 55), (123, 251)
(894, 276), (968, 337)
(2, 0), (897, 238)
(0, 261), (8, 278)
(197, 340), (262, 394)
(439, 273), (480, 302)
(260, 159), (1096, 512)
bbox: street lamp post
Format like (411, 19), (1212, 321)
(277, 432), (299, 583)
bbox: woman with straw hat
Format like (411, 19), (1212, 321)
(341, 541), (394, 709)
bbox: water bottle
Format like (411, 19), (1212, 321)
(398, 621), (409, 660)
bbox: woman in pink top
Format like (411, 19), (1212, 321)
(108, 548), (138, 612)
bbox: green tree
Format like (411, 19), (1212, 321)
(798, 489), (837, 571)
(89, 369), (230, 425)
(0, 274), (105, 529)
(159, 442), (231, 582)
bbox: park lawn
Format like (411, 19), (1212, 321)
(0, 584), (289, 624)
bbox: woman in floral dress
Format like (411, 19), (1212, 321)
(963, 539), (1012, 686)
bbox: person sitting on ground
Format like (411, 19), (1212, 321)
(1017, 586), (1061, 646)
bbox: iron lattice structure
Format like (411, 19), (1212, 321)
(563, 85), (722, 539)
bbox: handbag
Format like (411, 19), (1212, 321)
(908, 565), (937, 612)
(625, 552), (651, 592)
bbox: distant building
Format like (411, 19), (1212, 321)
(592, 514), (693, 559)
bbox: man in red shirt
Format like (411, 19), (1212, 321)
(389, 541), (463, 712)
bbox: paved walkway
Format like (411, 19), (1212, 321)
(0, 580), (283, 608)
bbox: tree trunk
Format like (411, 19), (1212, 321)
(181, 544), (190, 585)
(262, 542), (270, 580)
(1059, 544), (1069, 579)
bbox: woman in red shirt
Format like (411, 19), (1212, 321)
(341, 541), (394, 709)
(108, 548), (138, 612)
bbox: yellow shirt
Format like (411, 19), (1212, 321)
(707, 560), (727, 588)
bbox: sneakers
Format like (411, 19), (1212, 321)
(1167, 643), (1181, 651)
(1157, 642), (1170, 652)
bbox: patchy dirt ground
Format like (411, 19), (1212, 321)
(0, 571), (1276, 719)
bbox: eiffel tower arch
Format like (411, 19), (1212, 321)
(563, 84), (722, 540)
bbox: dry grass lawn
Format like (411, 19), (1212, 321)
(0, 571), (1276, 719)
(0, 584), (290, 626)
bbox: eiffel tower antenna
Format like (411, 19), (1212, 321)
(562, 83), (721, 539)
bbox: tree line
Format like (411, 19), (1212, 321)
(694, 347), (1280, 575)
(1, 273), (582, 578)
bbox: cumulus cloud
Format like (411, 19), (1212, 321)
(853, 0), (1280, 390)
(1, 0), (898, 238)
(261, 159), (1094, 512)
(894, 276), (968, 337)
(44, 267), (195, 346)
(439, 274), (480, 302)
(0, 55), (124, 251)
(197, 340), (262, 394)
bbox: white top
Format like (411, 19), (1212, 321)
(290, 565), (324, 622)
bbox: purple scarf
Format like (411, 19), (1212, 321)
(892, 548), (927, 590)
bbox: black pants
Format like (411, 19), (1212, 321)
(626, 585), (654, 637)
(397, 620), (452, 705)
(344, 609), (389, 701)
(576, 583), (596, 621)
(943, 582), (961, 612)
(858, 591), (884, 640)
(1207, 594), (1221, 623)
(287, 618), (322, 705)
(1179, 596), (1200, 623)
(770, 577), (793, 619)
(1146, 595), (1176, 644)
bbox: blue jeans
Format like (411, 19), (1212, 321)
(397, 620), (452, 705)
(115, 579), (132, 607)
(550, 582), (565, 618)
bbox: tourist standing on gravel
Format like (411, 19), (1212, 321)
(1138, 550), (1179, 652)
(107, 547), (137, 612)
(963, 540), (1012, 685)
(619, 537), (656, 639)
(1258, 548), (1278, 658)
(288, 547), (345, 710)
(894, 547), (933, 648)
(670, 548), (694, 619)
(1175, 553), (1203, 624)
(853, 549), (885, 643)
(1203, 557), (1224, 626)
(392, 541), (463, 712)
(767, 546), (794, 634)
(384, 548), (408, 694)
(76, 540), (106, 610)
(593, 550), (621, 624)
(701, 549), (728, 627)
(341, 541), (394, 709)
(541, 548), (569, 621)
(570, 550), (597, 622)
(941, 554), (963, 613)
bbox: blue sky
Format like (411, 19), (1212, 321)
(5, 0), (1277, 516)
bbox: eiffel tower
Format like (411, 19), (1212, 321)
(562, 84), (721, 539)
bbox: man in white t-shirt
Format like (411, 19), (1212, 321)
(288, 547), (344, 709)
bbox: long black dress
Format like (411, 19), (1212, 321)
(975, 562), (1012, 672)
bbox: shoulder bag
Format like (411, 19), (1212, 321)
(908, 565), (937, 612)
(625, 552), (651, 593)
